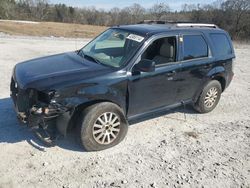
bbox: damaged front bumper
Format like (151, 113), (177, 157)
(18, 101), (71, 146)
(10, 78), (72, 146)
(31, 103), (69, 144)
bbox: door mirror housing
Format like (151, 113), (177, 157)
(134, 59), (155, 73)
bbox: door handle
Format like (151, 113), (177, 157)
(166, 71), (176, 77)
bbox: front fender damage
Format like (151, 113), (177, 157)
(56, 110), (72, 136)
(27, 101), (73, 146)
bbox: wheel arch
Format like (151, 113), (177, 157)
(66, 99), (125, 134)
(208, 66), (227, 92)
(211, 75), (226, 92)
(193, 72), (226, 103)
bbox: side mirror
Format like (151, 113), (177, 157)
(134, 59), (155, 73)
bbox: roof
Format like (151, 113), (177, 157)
(112, 23), (222, 37)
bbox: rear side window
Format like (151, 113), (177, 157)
(210, 33), (232, 56)
(183, 35), (208, 60)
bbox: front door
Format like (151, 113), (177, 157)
(127, 35), (182, 117)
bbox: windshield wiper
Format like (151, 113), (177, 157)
(84, 54), (101, 65)
(77, 50), (101, 65)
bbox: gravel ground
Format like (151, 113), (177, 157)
(0, 35), (249, 188)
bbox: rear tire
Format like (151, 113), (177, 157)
(193, 80), (222, 113)
(77, 102), (128, 151)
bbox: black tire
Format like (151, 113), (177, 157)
(193, 80), (222, 113)
(77, 102), (128, 151)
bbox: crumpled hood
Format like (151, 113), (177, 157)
(14, 52), (112, 90)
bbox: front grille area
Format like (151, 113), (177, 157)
(10, 77), (36, 113)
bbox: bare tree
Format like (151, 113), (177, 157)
(110, 7), (121, 25)
(181, 3), (198, 12)
(128, 3), (145, 23)
(34, 0), (49, 20)
(0, 0), (16, 19)
(149, 3), (170, 20)
(222, 0), (250, 38)
(117, 8), (131, 25)
(1, 0), (250, 40)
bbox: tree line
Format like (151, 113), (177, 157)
(0, 0), (250, 40)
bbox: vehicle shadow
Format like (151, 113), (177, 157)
(0, 97), (197, 152)
(0, 97), (83, 152)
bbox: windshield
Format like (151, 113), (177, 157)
(80, 29), (144, 68)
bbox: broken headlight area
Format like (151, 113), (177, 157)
(12, 88), (69, 145)
(26, 103), (67, 146)
(26, 98), (69, 146)
(10, 78), (71, 146)
(37, 89), (60, 104)
(30, 102), (68, 117)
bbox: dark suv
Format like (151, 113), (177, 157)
(10, 22), (235, 151)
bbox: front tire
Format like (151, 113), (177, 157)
(78, 102), (128, 151)
(193, 80), (222, 113)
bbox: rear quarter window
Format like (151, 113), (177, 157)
(210, 33), (232, 56)
(183, 35), (208, 60)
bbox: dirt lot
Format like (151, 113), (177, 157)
(0, 35), (249, 188)
(0, 20), (107, 38)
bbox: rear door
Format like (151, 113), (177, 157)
(175, 32), (215, 101)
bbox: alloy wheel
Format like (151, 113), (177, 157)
(92, 112), (120, 145)
(204, 87), (218, 108)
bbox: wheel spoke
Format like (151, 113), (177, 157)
(110, 132), (116, 138)
(93, 128), (104, 134)
(93, 123), (103, 129)
(96, 132), (104, 140)
(104, 113), (108, 123)
(108, 113), (113, 122)
(101, 134), (106, 144)
(112, 122), (120, 127)
(107, 134), (111, 144)
(97, 117), (105, 125)
(112, 127), (120, 132)
(111, 116), (118, 124)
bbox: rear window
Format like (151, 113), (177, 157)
(183, 35), (208, 60)
(210, 33), (232, 56)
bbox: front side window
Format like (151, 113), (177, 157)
(80, 29), (144, 68)
(183, 35), (208, 60)
(141, 36), (177, 66)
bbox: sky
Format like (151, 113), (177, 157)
(49, 0), (216, 11)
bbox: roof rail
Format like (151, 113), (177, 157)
(138, 20), (218, 28)
(138, 20), (170, 24)
(176, 23), (218, 28)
